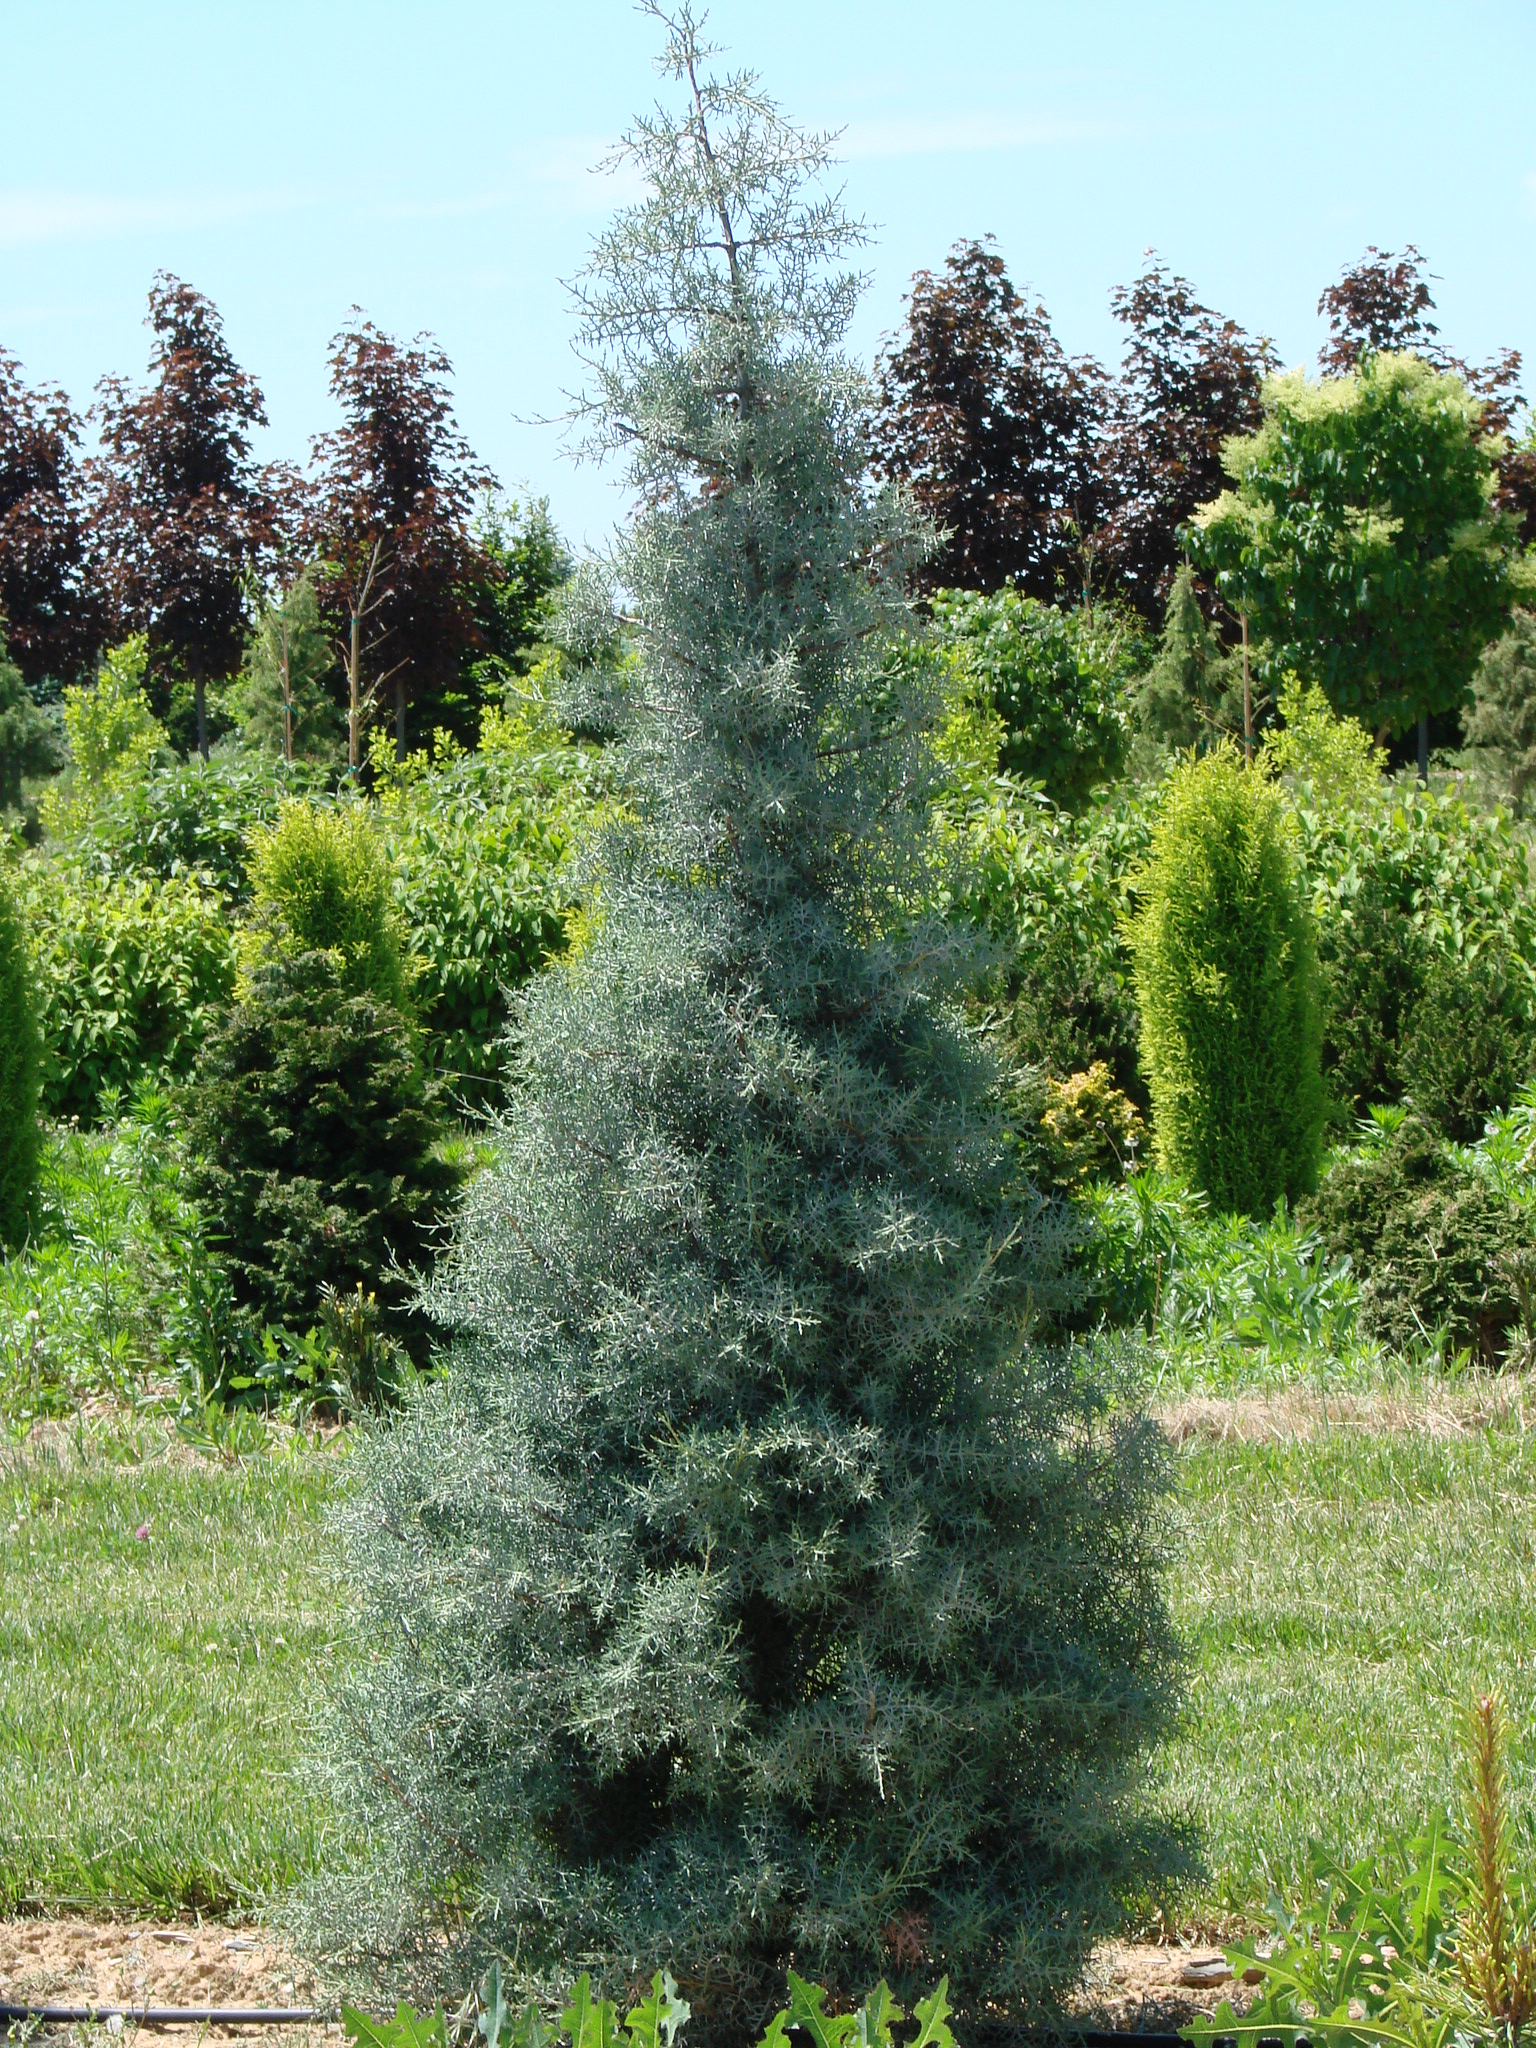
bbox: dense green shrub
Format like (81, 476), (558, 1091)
(1300, 1114), (1533, 1364)
(0, 637), (61, 816)
(1078, 1170), (1361, 1381)
(1131, 747), (1325, 1214)
(0, 1092), (238, 1417)
(46, 637), (166, 816)
(1467, 609), (1536, 810)
(186, 949), (456, 1353)
(1295, 781), (1536, 1118)
(21, 866), (236, 1123)
(187, 798), (453, 1350)
(1131, 561), (1243, 754)
(310, 36), (1177, 2028)
(0, 868), (40, 1248)
(1400, 948), (1536, 1142)
(932, 587), (1138, 809)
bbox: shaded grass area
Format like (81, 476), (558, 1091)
(0, 1431), (342, 1913)
(1160, 1414), (1536, 1913)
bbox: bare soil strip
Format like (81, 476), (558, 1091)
(0, 1917), (329, 2042)
(0, 1918), (1254, 2039)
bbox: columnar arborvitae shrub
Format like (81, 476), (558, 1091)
(0, 866), (40, 1248)
(1131, 746), (1324, 1213)
(187, 802), (454, 1351)
(308, 13), (1178, 2028)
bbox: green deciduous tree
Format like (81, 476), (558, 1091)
(0, 865), (40, 1248)
(1131, 747), (1324, 1214)
(306, 8), (1177, 2027)
(1194, 354), (1528, 773)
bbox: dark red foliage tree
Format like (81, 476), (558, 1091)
(1097, 258), (1275, 620)
(1319, 245), (1532, 543)
(1317, 243), (1442, 373)
(0, 350), (100, 690)
(89, 274), (277, 757)
(873, 238), (1106, 598)
(307, 317), (491, 763)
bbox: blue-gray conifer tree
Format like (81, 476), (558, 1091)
(308, 7), (1178, 2026)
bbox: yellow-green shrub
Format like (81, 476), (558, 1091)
(1131, 746), (1324, 1214)
(249, 800), (409, 1007)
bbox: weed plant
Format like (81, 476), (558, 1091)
(0, 1092), (229, 1422)
(1187, 1691), (1536, 2048)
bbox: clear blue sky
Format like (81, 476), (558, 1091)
(4, 0), (1534, 552)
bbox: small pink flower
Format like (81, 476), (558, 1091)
(134, 1524), (150, 1542)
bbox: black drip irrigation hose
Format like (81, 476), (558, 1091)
(0, 2004), (324, 2029)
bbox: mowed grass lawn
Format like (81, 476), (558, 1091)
(0, 1432), (342, 1912)
(3, 1407), (1536, 1921)
(1161, 1414), (1536, 1909)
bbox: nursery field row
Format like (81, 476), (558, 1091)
(3, 1407), (1533, 1921)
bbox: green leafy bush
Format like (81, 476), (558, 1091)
(0, 636), (62, 816)
(943, 780), (1150, 1101)
(185, 951), (456, 1356)
(0, 866), (40, 1248)
(932, 587), (1136, 809)
(381, 707), (599, 1103)
(74, 753), (331, 903)
(1300, 1114), (1533, 1364)
(21, 865), (236, 1123)
(46, 637), (166, 814)
(1131, 748), (1325, 1214)
(1079, 1171), (1362, 1382)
